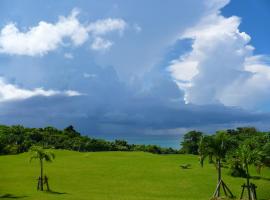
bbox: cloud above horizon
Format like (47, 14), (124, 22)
(0, 77), (82, 102)
(0, 9), (128, 55)
(168, 10), (270, 111)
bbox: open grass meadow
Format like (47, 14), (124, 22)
(0, 150), (269, 200)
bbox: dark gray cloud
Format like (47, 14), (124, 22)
(0, 62), (268, 138)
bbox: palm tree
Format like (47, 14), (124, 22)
(232, 141), (262, 200)
(29, 146), (55, 191)
(199, 131), (234, 199)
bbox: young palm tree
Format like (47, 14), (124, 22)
(29, 146), (55, 191)
(199, 131), (234, 199)
(232, 141), (262, 200)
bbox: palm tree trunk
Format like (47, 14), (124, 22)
(40, 158), (44, 191)
(217, 158), (221, 197)
(245, 162), (251, 200)
(209, 154), (213, 163)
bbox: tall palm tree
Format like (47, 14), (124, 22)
(199, 131), (234, 198)
(29, 146), (55, 191)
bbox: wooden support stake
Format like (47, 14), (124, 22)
(222, 181), (234, 198)
(239, 183), (257, 200)
(212, 179), (234, 198)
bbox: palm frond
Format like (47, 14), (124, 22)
(29, 145), (55, 163)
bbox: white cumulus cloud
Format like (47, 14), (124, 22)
(87, 18), (127, 51)
(91, 37), (113, 51)
(64, 53), (74, 59)
(0, 9), (128, 56)
(0, 78), (82, 102)
(87, 18), (126, 36)
(83, 73), (97, 78)
(168, 12), (270, 110)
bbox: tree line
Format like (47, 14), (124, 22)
(0, 125), (178, 155)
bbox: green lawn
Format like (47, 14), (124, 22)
(0, 150), (269, 200)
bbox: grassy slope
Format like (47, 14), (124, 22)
(0, 150), (269, 200)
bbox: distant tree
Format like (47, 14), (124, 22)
(64, 125), (80, 137)
(115, 140), (128, 147)
(236, 127), (257, 136)
(114, 140), (130, 151)
(29, 146), (55, 191)
(181, 131), (203, 154)
(145, 145), (162, 154)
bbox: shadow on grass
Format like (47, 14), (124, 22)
(251, 175), (270, 181)
(45, 190), (68, 195)
(179, 164), (192, 169)
(0, 194), (27, 199)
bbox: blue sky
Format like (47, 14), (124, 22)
(222, 0), (270, 55)
(0, 0), (270, 148)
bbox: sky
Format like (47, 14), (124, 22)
(0, 0), (270, 148)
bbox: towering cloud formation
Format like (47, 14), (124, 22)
(169, 11), (270, 110)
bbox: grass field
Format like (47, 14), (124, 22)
(0, 150), (269, 200)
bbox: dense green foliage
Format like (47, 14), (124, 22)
(181, 127), (270, 178)
(0, 125), (178, 155)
